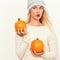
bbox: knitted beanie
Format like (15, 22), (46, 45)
(27, 0), (45, 11)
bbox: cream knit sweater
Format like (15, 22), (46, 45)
(15, 24), (58, 60)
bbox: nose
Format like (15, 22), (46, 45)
(36, 8), (40, 13)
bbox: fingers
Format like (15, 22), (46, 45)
(30, 48), (44, 56)
(16, 29), (20, 34)
(16, 29), (27, 36)
(31, 49), (44, 56)
(34, 51), (43, 56)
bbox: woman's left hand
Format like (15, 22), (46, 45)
(33, 50), (44, 56)
(30, 48), (44, 56)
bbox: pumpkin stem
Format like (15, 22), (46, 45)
(36, 38), (39, 40)
(18, 18), (20, 21)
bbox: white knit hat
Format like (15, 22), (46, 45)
(27, 0), (45, 11)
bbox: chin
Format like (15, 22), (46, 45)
(35, 17), (41, 20)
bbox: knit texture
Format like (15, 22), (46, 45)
(15, 24), (58, 60)
(27, 0), (45, 11)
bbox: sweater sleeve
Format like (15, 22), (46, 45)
(15, 33), (30, 59)
(41, 32), (58, 60)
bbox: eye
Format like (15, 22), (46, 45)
(39, 6), (44, 9)
(32, 6), (37, 9)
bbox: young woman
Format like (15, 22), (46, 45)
(15, 0), (58, 60)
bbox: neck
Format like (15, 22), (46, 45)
(28, 17), (43, 26)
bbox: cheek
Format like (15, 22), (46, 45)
(40, 10), (43, 16)
(31, 10), (36, 17)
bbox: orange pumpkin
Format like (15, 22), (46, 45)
(15, 18), (26, 32)
(31, 38), (44, 53)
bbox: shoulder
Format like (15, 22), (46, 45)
(40, 26), (56, 38)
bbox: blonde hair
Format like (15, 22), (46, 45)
(26, 8), (54, 32)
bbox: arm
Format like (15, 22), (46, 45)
(15, 33), (30, 59)
(41, 33), (58, 60)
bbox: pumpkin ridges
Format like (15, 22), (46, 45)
(31, 38), (44, 53)
(15, 18), (26, 32)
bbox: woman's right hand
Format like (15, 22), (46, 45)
(16, 29), (27, 37)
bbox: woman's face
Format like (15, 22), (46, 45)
(30, 5), (44, 20)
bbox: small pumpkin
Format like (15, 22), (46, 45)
(31, 38), (44, 53)
(15, 18), (26, 32)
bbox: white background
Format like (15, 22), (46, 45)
(0, 0), (60, 60)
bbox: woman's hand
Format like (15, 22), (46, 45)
(16, 29), (27, 37)
(30, 48), (44, 56)
(33, 50), (44, 56)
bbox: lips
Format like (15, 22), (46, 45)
(36, 14), (40, 17)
